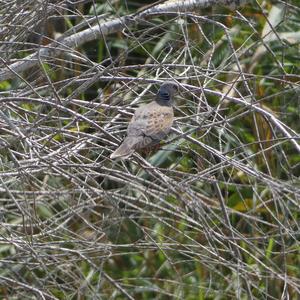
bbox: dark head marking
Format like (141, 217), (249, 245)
(156, 81), (178, 106)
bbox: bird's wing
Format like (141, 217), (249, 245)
(127, 102), (174, 141)
(126, 105), (148, 136)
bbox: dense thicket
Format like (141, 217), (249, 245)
(0, 1), (299, 299)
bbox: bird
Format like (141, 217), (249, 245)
(110, 81), (178, 159)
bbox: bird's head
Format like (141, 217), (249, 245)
(156, 81), (178, 106)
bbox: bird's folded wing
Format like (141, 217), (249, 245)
(128, 102), (173, 141)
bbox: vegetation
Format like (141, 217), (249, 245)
(0, 0), (299, 299)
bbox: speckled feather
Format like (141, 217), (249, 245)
(128, 101), (174, 144)
(110, 82), (178, 159)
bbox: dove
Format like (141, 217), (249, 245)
(110, 81), (178, 159)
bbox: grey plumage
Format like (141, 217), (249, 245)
(110, 81), (178, 159)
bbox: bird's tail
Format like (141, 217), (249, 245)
(110, 136), (140, 159)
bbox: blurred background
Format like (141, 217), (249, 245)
(0, 0), (299, 299)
